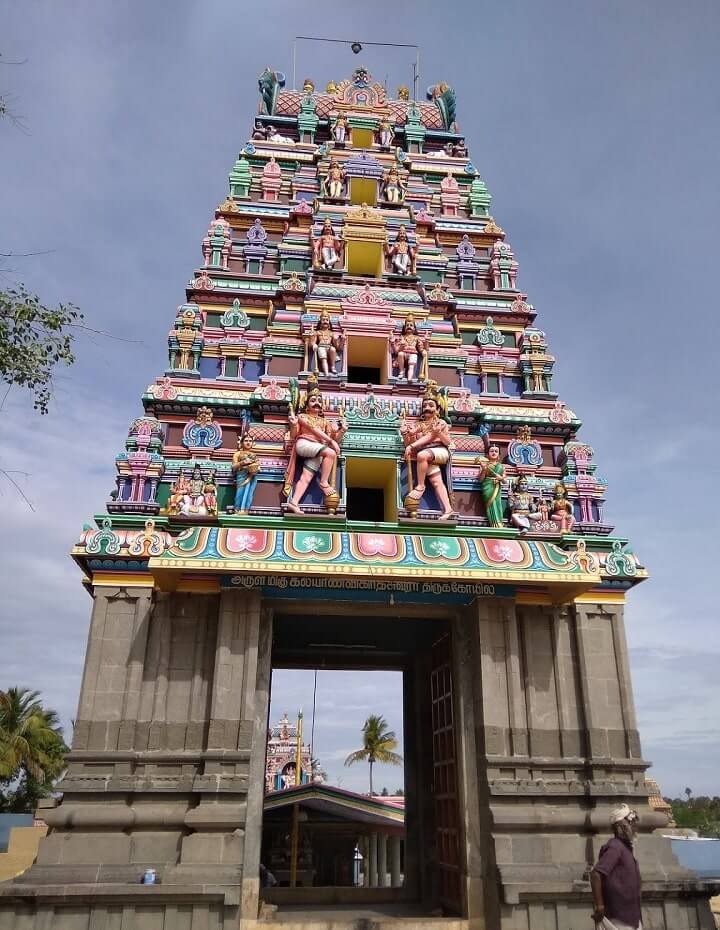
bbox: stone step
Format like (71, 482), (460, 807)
(256, 915), (467, 930)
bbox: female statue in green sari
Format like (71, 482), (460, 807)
(476, 444), (505, 527)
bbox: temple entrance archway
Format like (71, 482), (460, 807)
(259, 609), (466, 920)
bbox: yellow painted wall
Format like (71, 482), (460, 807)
(349, 177), (377, 206)
(0, 824), (47, 882)
(346, 239), (383, 277)
(346, 335), (389, 383)
(345, 457), (398, 523)
(351, 127), (374, 148)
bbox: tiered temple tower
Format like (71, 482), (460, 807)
(265, 713), (313, 792)
(0, 67), (713, 930)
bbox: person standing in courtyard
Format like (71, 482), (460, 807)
(591, 804), (642, 929)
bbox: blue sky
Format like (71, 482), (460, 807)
(1, 1), (718, 796)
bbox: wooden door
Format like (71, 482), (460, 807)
(430, 632), (463, 914)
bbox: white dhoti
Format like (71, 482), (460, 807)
(599, 918), (642, 930)
(393, 253), (409, 273)
(512, 511), (541, 531)
(316, 344), (329, 361)
(425, 445), (449, 477)
(295, 437), (328, 473)
(321, 247), (338, 268)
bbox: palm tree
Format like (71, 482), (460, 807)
(344, 714), (402, 796)
(0, 688), (67, 809)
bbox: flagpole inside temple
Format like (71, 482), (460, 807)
(289, 709), (303, 887)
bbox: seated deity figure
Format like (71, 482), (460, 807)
(309, 311), (344, 375)
(386, 225), (416, 275)
(179, 465), (210, 516)
(509, 475), (542, 534)
(284, 382), (347, 515)
(550, 482), (575, 533)
(475, 444), (506, 527)
(390, 315), (428, 382)
(331, 113), (348, 144)
(377, 118), (394, 149)
(452, 138), (468, 158)
(232, 433), (260, 513)
(166, 470), (191, 515)
(313, 218), (343, 271)
(382, 166), (405, 204)
(400, 383), (454, 520)
(325, 158), (346, 199)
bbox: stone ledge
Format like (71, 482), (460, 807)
(69, 749), (252, 763)
(0, 881), (239, 906)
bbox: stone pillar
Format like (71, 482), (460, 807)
(362, 835), (371, 887)
(368, 832), (378, 888)
(0, 584), (273, 930)
(377, 832), (387, 887)
(451, 595), (716, 930)
(390, 835), (402, 887)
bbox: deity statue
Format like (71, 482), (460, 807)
(232, 433), (260, 513)
(309, 312), (344, 375)
(400, 383), (454, 520)
(377, 118), (394, 148)
(325, 158), (346, 199)
(382, 166), (405, 204)
(509, 475), (542, 534)
(178, 465), (211, 516)
(302, 78), (315, 94)
(175, 316), (197, 370)
(252, 121), (268, 140)
(284, 380), (347, 515)
(475, 445), (505, 527)
(390, 315), (428, 382)
(166, 470), (191, 516)
(203, 470), (218, 517)
(331, 113), (348, 145)
(386, 225), (416, 275)
(312, 218), (343, 271)
(550, 482), (575, 533)
(397, 85), (410, 101)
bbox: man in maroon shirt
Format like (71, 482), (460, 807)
(591, 804), (642, 929)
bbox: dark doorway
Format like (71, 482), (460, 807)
(347, 365), (381, 385)
(346, 487), (385, 522)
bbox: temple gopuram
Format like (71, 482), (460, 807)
(1, 67), (714, 930)
(265, 712), (313, 792)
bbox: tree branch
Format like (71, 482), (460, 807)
(0, 468), (35, 511)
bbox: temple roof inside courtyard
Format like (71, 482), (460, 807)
(264, 783), (404, 829)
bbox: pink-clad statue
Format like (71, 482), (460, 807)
(550, 482), (575, 533)
(325, 158), (346, 199)
(400, 383), (454, 520)
(390, 315), (428, 382)
(308, 311), (344, 375)
(386, 225), (416, 275)
(331, 112), (348, 144)
(284, 380), (347, 515)
(312, 218), (344, 271)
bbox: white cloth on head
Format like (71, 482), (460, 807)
(610, 804), (632, 825)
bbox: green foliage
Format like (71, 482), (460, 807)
(345, 714), (403, 795)
(0, 285), (82, 413)
(0, 687), (68, 813)
(669, 793), (720, 838)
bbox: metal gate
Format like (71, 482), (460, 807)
(430, 632), (462, 914)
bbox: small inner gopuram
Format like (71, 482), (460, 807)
(1, 66), (714, 930)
